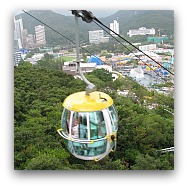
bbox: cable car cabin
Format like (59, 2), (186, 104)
(57, 91), (118, 161)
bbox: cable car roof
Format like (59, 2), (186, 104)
(63, 91), (113, 112)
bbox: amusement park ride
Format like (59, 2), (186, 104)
(57, 11), (118, 161)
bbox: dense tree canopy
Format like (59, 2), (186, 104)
(14, 62), (174, 170)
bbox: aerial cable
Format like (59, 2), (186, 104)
(22, 10), (76, 46)
(93, 17), (174, 76)
(72, 10), (173, 86)
(92, 19), (173, 86)
(22, 11), (173, 93)
(72, 10), (174, 107)
(21, 10), (173, 110)
(21, 10), (102, 63)
(74, 10), (174, 76)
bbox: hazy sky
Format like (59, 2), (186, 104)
(14, 10), (118, 18)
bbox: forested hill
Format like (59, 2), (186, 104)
(16, 10), (174, 46)
(14, 61), (174, 170)
(101, 10), (174, 36)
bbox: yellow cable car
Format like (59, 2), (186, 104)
(57, 91), (118, 161)
(57, 13), (118, 161)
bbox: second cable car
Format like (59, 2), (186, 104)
(57, 91), (118, 161)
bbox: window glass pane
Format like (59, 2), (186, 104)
(79, 112), (88, 140)
(87, 140), (107, 156)
(109, 105), (118, 131)
(89, 112), (97, 139)
(64, 140), (74, 154)
(61, 108), (71, 135)
(89, 111), (106, 139)
(72, 142), (90, 156)
(72, 140), (107, 157)
(71, 112), (88, 139)
(71, 112), (79, 139)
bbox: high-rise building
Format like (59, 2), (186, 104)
(22, 29), (28, 49)
(27, 34), (35, 49)
(110, 20), (119, 36)
(14, 17), (24, 49)
(35, 25), (46, 47)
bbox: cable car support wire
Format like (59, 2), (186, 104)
(73, 13), (96, 95)
(72, 10), (174, 77)
(57, 11), (119, 161)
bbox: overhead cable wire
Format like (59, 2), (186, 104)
(72, 10), (174, 107)
(74, 10), (174, 76)
(92, 19), (173, 86)
(72, 10), (174, 86)
(21, 10), (173, 110)
(93, 16), (174, 76)
(22, 10), (102, 61)
(22, 10), (76, 46)
(22, 10), (173, 89)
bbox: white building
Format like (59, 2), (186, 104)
(14, 51), (22, 66)
(127, 27), (155, 37)
(110, 20), (119, 35)
(35, 25), (46, 47)
(139, 44), (157, 51)
(89, 30), (109, 44)
(14, 17), (24, 49)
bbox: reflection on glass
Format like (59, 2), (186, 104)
(108, 105), (118, 132)
(72, 140), (107, 157)
(89, 111), (106, 140)
(61, 108), (70, 135)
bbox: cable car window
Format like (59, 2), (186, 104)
(61, 108), (71, 135)
(87, 140), (107, 156)
(78, 112), (88, 140)
(108, 105), (118, 132)
(71, 112), (79, 139)
(71, 112), (88, 140)
(72, 140), (107, 157)
(89, 111), (106, 139)
(64, 140), (74, 154)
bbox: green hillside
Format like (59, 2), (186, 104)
(102, 10), (174, 35)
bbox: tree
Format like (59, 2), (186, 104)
(43, 53), (54, 60)
(14, 62), (174, 170)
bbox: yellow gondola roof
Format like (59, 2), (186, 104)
(63, 91), (113, 112)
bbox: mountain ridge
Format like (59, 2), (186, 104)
(16, 10), (174, 46)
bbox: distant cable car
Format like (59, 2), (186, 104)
(57, 13), (118, 161)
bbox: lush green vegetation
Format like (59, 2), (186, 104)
(14, 60), (174, 170)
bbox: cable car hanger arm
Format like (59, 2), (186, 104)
(76, 61), (96, 94)
(73, 11), (96, 95)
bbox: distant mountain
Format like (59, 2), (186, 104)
(16, 10), (174, 47)
(16, 10), (94, 46)
(101, 10), (174, 36)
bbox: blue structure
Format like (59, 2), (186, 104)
(88, 56), (103, 65)
(162, 61), (172, 70)
(19, 48), (29, 54)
